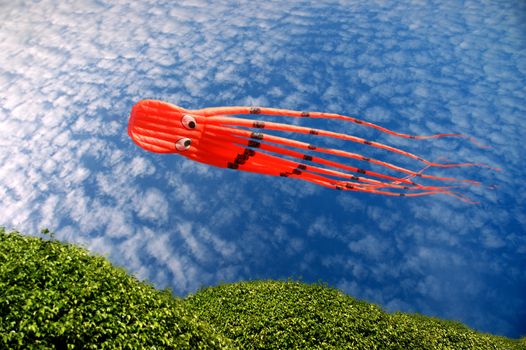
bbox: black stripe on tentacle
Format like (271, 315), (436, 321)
(250, 132), (264, 140)
(228, 148), (257, 169)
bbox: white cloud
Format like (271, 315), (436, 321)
(135, 188), (169, 223)
(349, 234), (390, 260)
(307, 215), (339, 239)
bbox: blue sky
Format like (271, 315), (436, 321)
(1, 0), (525, 338)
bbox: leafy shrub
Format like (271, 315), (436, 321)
(184, 280), (523, 349)
(0, 228), (231, 349)
(1, 228), (523, 349)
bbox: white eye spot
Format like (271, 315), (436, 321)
(182, 115), (197, 129)
(175, 138), (191, 151)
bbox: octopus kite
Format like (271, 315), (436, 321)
(128, 99), (492, 202)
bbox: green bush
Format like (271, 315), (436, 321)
(1, 228), (523, 349)
(0, 228), (231, 349)
(184, 280), (523, 349)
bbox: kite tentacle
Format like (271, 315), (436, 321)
(201, 130), (404, 188)
(195, 106), (465, 140)
(204, 124), (480, 186)
(203, 125), (413, 185)
(203, 116), (487, 170)
(195, 145), (451, 197)
(198, 130), (461, 196)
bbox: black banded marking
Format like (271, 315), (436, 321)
(234, 154), (247, 164)
(297, 164), (307, 170)
(253, 121), (265, 128)
(232, 148), (257, 166)
(280, 167), (304, 178)
(363, 140), (372, 145)
(227, 162), (238, 169)
(248, 140), (261, 148)
(250, 132), (264, 140)
(345, 183), (354, 189)
(409, 136), (416, 139)
(351, 175), (359, 181)
(234, 155), (247, 165)
(357, 168), (367, 174)
(235, 155), (246, 164)
(362, 156), (370, 161)
(399, 193), (406, 197)
(336, 185), (343, 190)
(301, 112), (310, 117)
(250, 107), (261, 114)
(309, 129), (319, 135)
(308, 144), (317, 150)
(303, 155), (313, 161)
(354, 118), (363, 124)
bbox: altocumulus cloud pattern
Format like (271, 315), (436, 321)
(0, 0), (525, 338)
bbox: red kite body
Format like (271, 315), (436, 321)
(128, 100), (489, 202)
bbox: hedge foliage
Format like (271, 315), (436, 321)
(185, 281), (524, 349)
(1, 228), (524, 349)
(0, 228), (231, 349)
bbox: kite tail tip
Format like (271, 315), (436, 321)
(449, 191), (479, 205)
(436, 134), (491, 149)
(460, 179), (481, 186)
(466, 136), (492, 149)
(475, 163), (501, 172)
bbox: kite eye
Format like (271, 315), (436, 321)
(182, 115), (197, 129)
(175, 138), (192, 151)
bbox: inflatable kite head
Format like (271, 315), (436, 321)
(128, 100), (203, 154)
